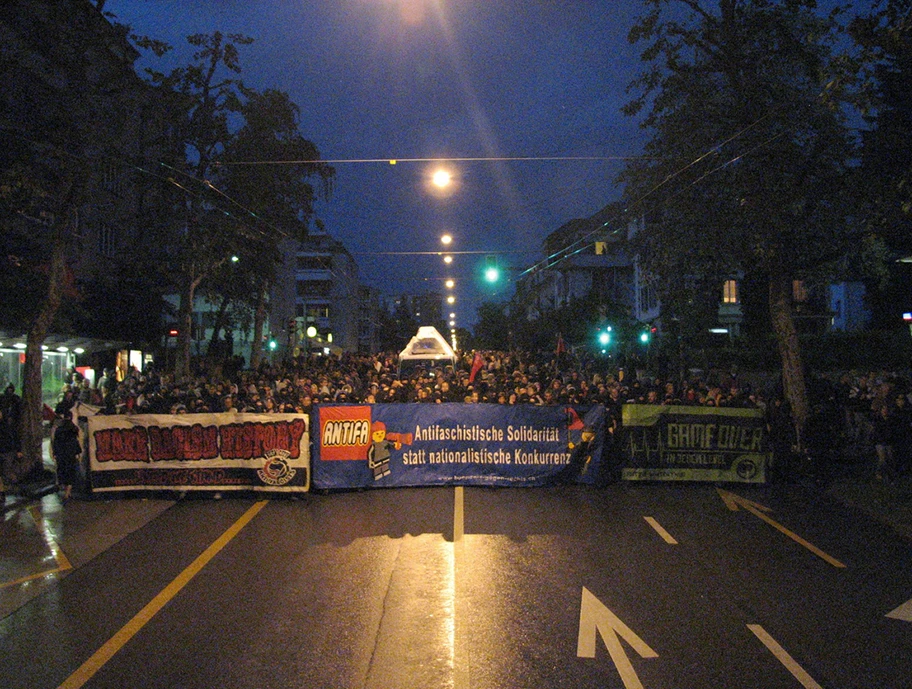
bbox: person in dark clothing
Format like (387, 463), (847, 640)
(52, 411), (82, 499)
(892, 394), (912, 478)
(0, 405), (22, 500)
(871, 403), (899, 482)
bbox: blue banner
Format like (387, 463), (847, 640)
(313, 403), (605, 489)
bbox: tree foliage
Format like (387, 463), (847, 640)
(850, 0), (912, 255)
(139, 33), (335, 376)
(622, 0), (857, 439)
(0, 0), (150, 472)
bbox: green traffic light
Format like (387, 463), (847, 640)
(640, 331), (650, 343)
(598, 331), (611, 346)
(485, 266), (500, 282)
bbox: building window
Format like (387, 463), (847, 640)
(297, 280), (332, 297)
(102, 164), (123, 196)
(98, 223), (116, 257)
(793, 280), (808, 303)
(723, 279), (739, 304)
(297, 255), (332, 270)
(639, 281), (659, 313)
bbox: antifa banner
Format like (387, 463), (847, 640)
(619, 405), (768, 483)
(87, 413), (310, 493)
(313, 403), (606, 489)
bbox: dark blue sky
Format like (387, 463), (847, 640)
(106, 0), (647, 326)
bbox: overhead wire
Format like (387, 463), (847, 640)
(516, 113), (780, 278)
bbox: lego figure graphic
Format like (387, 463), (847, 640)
(367, 421), (413, 480)
(367, 421), (402, 481)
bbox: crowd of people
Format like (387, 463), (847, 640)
(2, 349), (909, 497)
(58, 350), (771, 418)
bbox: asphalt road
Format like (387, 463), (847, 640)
(2, 484), (911, 689)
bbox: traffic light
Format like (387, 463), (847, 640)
(484, 255), (500, 283)
(639, 330), (650, 344)
(596, 326), (612, 353)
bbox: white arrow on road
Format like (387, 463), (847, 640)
(577, 587), (658, 689)
(886, 597), (912, 622)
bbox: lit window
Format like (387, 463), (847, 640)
(723, 280), (739, 304)
(793, 280), (808, 303)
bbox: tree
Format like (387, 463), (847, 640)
(142, 31), (256, 380)
(218, 88), (334, 370)
(142, 36), (334, 377)
(622, 0), (856, 445)
(0, 1), (150, 476)
(851, 0), (912, 256)
(473, 302), (511, 350)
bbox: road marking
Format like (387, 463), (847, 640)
(0, 505), (73, 589)
(643, 516), (678, 544)
(578, 587), (658, 689)
(453, 485), (464, 543)
(886, 597), (912, 622)
(28, 505), (73, 572)
(452, 486), (468, 689)
(57, 500), (268, 689)
(747, 624), (823, 689)
(717, 489), (846, 568)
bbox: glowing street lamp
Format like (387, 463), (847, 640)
(440, 234), (453, 245)
(443, 255), (453, 264)
(447, 295), (456, 304)
(432, 169), (451, 188)
(445, 279), (455, 289)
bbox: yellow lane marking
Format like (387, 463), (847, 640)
(643, 516), (678, 544)
(747, 624), (823, 689)
(717, 489), (846, 568)
(57, 500), (269, 689)
(0, 567), (70, 589)
(29, 505), (73, 571)
(0, 505), (73, 589)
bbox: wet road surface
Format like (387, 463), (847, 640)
(2, 484), (911, 688)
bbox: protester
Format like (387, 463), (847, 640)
(48, 350), (912, 488)
(51, 410), (82, 499)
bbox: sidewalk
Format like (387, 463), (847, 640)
(826, 476), (912, 543)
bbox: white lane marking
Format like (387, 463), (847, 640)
(453, 486), (468, 689)
(886, 597), (912, 622)
(453, 485), (464, 543)
(644, 516), (678, 544)
(578, 587), (658, 689)
(747, 624), (823, 689)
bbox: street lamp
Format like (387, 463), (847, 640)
(432, 169), (451, 188)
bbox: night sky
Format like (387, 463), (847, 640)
(105, 0), (647, 326)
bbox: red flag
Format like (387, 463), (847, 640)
(565, 407), (585, 430)
(469, 351), (484, 383)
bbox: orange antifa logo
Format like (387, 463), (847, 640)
(320, 406), (373, 460)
